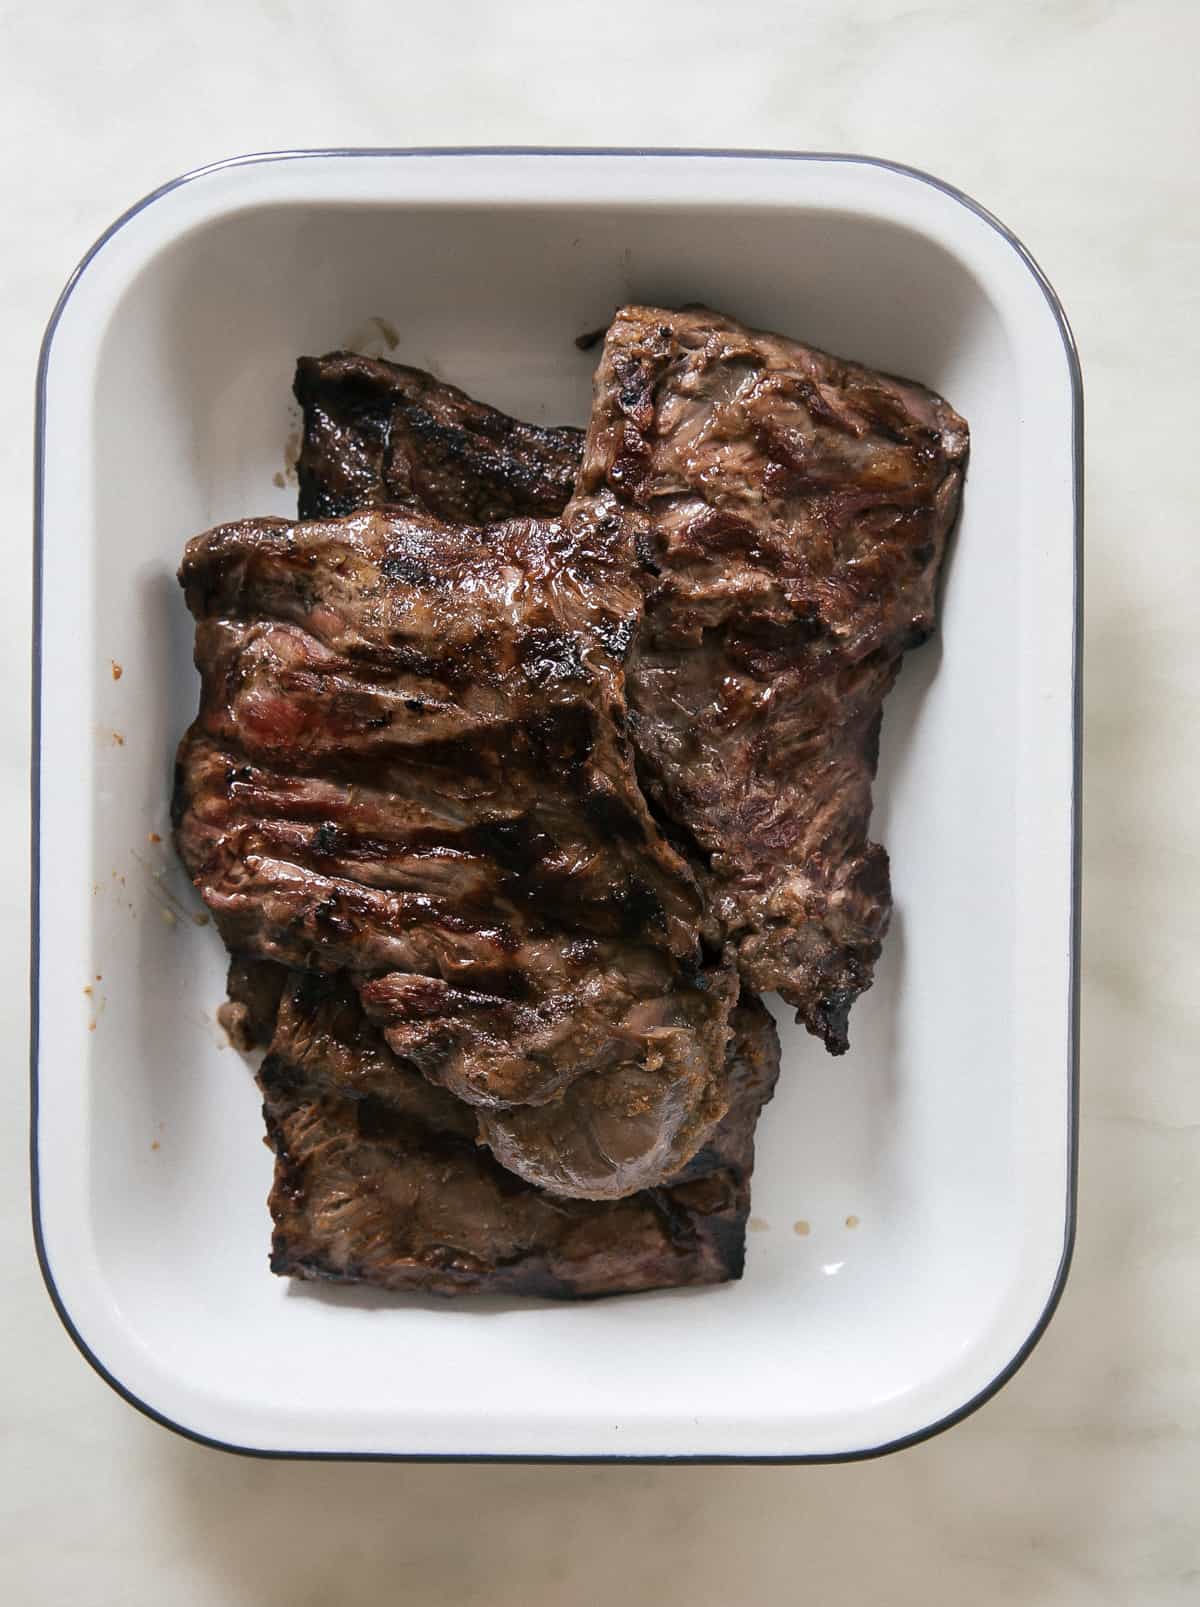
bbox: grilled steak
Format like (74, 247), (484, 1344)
(294, 351), (583, 523)
(565, 305), (968, 1052)
(176, 305), (965, 1296)
(174, 508), (738, 1196)
(294, 320), (967, 1055)
(261, 973), (779, 1297)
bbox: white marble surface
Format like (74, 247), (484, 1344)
(2, 2), (1197, 1601)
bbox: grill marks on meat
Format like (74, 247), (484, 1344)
(294, 351), (583, 524)
(177, 311), (966, 1296)
(293, 323), (967, 1054)
(261, 974), (779, 1297)
(565, 305), (968, 1052)
(175, 508), (740, 1194)
(175, 513), (690, 963)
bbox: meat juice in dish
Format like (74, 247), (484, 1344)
(172, 305), (967, 1297)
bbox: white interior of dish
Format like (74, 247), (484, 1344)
(35, 153), (1076, 1458)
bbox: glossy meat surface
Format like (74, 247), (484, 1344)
(566, 305), (968, 1051)
(174, 508), (737, 1196)
(177, 306), (967, 1297)
(262, 976), (779, 1298)
(294, 325), (968, 1054)
(294, 351), (583, 523)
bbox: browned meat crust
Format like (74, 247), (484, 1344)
(175, 305), (966, 1298)
(262, 976), (779, 1298)
(216, 953), (287, 1051)
(294, 351), (583, 524)
(174, 509), (738, 1198)
(565, 306), (968, 1051)
(294, 316), (967, 1054)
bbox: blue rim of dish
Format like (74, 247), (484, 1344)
(30, 146), (1083, 1465)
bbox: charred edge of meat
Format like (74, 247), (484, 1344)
(262, 1076), (750, 1298)
(293, 352), (584, 523)
(258, 982), (779, 1297)
(806, 989), (855, 1058)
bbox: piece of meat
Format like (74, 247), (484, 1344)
(475, 957), (738, 1199)
(262, 973), (479, 1134)
(294, 351), (583, 523)
(292, 329), (966, 1055)
(356, 953), (735, 1199)
(174, 508), (738, 1194)
(565, 305), (968, 1052)
(261, 973), (779, 1297)
(216, 954), (287, 1050)
(173, 513), (688, 955)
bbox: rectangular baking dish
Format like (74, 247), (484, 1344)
(32, 148), (1080, 1461)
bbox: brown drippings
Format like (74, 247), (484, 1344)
(111, 731), (125, 746)
(283, 428), (301, 485)
(793, 1220), (811, 1237)
(110, 661), (123, 680)
(150, 1140), (160, 1151)
(192, 911), (210, 926)
(748, 1217), (769, 1233)
(272, 471), (286, 489)
(371, 316), (400, 350)
(845, 1214), (860, 1229)
(148, 832), (161, 844)
(83, 985), (92, 997)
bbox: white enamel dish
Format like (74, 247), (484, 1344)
(32, 149), (1081, 1461)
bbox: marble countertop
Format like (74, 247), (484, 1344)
(2, 2), (1196, 1602)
